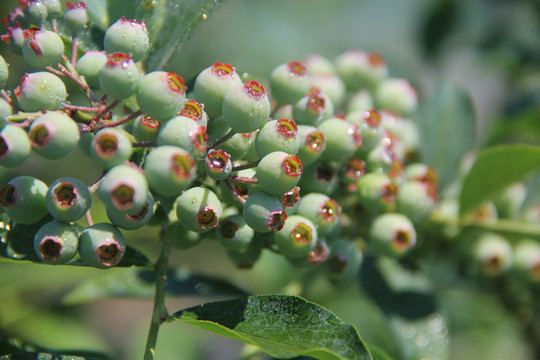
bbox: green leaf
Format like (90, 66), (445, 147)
(459, 144), (540, 216)
(63, 267), (248, 305)
(367, 345), (393, 360)
(419, 80), (476, 189)
(171, 295), (372, 360)
(0, 352), (108, 360)
(0, 338), (110, 360)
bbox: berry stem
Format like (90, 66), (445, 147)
(102, 110), (143, 128)
(60, 56), (100, 103)
(143, 226), (171, 360)
(85, 210), (94, 227)
(51, 18), (59, 33)
(229, 175), (258, 184)
(45, 66), (65, 78)
(223, 178), (247, 204)
(63, 104), (102, 112)
(82, 99), (119, 132)
(231, 159), (260, 172)
(71, 33), (78, 66)
(207, 129), (234, 151)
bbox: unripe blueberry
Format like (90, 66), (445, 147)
(256, 151), (302, 197)
(204, 149), (232, 181)
(22, 28), (64, 68)
(104, 17), (149, 62)
(341, 158), (366, 191)
(288, 238), (330, 268)
(324, 238), (362, 287)
(20, 0), (48, 26)
(64, 1), (88, 33)
(494, 183), (527, 220)
(15, 71), (67, 112)
(157, 116), (207, 156)
(75, 51), (107, 87)
(3, 7), (25, 28)
(345, 109), (384, 152)
(365, 140), (404, 179)
(222, 80), (271, 134)
(190, 62), (242, 119)
(207, 116), (253, 161)
(176, 187), (222, 233)
(216, 214), (255, 252)
(0, 176), (48, 224)
(163, 223), (202, 249)
(269, 60), (310, 105)
(219, 168), (254, 205)
(137, 71), (186, 121)
(255, 119), (300, 158)
(33, 220), (78, 264)
(293, 87), (334, 126)
(0, 98), (13, 130)
(0, 125), (31, 168)
(344, 90), (374, 114)
(78, 223), (126, 268)
(369, 213), (416, 258)
(178, 99), (208, 127)
(107, 192), (154, 230)
(89, 127), (132, 169)
(143, 145), (196, 197)
(29, 111), (80, 160)
(356, 172), (398, 213)
(226, 235), (263, 269)
(298, 161), (338, 195)
(317, 117), (362, 161)
(309, 73), (346, 108)
(472, 233), (513, 276)
(334, 50), (388, 90)
(42, 0), (62, 18)
(132, 115), (160, 142)
(46, 177), (91, 222)
(382, 114), (420, 160)
(281, 186), (300, 209)
(375, 78), (418, 115)
(242, 191), (287, 233)
(295, 125), (326, 165)
(0, 54), (8, 88)
(296, 193), (340, 237)
(404, 163), (439, 186)
(396, 181), (437, 223)
(303, 53), (336, 76)
(274, 215), (317, 259)
(98, 163), (148, 214)
(2, 24), (26, 55)
(513, 240), (540, 282)
(98, 53), (141, 99)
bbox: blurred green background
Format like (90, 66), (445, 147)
(1, 0), (540, 359)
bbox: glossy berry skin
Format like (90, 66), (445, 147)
(256, 151), (302, 197)
(0, 54), (8, 88)
(33, 220), (78, 264)
(204, 150), (232, 181)
(15, 72), (67, 112)
(104, 17), (149, 62)
(0, 176), (48, 224)
(317, 117), (362, 161)
(296, 193), (340, 237)
(78, 223), (126, 269)
(157, 116), (207, 156)
(45, 177), (91, 222)
(513, 240), (540, 282)
(298, 161), (338, 195)
(132, 115), (160, 142)
(216, 214), (255, 252)
(0, 98), (13, 130)
(190, 62), (242, 119)
(64, 1), (88, 33)
(369, 213), (416, 258)
(75, 51), (107, 87)
(345, 109), (384, 152)
(334, 50), (388, 90)
(98, 53), (141, 99)
(293, 88), (334, 126)
(356, 172), (398, 214)
(310, 73), (347, 109)
(324, 238), (362, 287)
(143, 145), (196, 197)
(137, 71), (187, 121)
(43, 0), (62, 17)
(344, 89), (374, 114)
(97, 163), (149, 214)
(242, 191), (287, 233)
(206, 116), (253, 161)
(375, 78), (418, 116)
(22, 28), (64, 68)
(0, 125), (31, 168)
(2, 24), (25, 55)
(20, 0), (48, 26)
(89, 127), (132, 169)
(178, 99), (208, 127)
(28, 111), (80, 161)
(107, 192), (154, 230)
(396, 181), (437, 224)
(163, 223), (202, 250)
(269, 60), (310, 105)
(295, 125), (326, 165)
(176, 187), (222, 233)
(473, 233), (513, 276)
(255, 119), (300, 158)
(274, 215), (317, 259)
(222, 80), (271, 134)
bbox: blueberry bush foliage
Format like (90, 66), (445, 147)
(1, 1), (540, 360)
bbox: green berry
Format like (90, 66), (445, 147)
(356, 172), (398, 213)
(207, 116), (254, 161)
(222, 80), (271, 134)
(78, 223), (126, 268)
(0, 54), (8, 88)
(317, 117), (362, 161)
(345, 109), (384, 152)
(46, 177), (91, 222)
(255, 119), (300, 158)
(298, 161), (338, 195)
(98, 53), (141, 99)
(64, 1), (88, 33)
(309, 73), (346, 108)
(296, 193), (340, 237)
(0, 98), (13, 130)
(0, 176), (48, 224)
(75, 50), (107, 87)
(204, 149), (232, 181)
(513, 240), (540, 282)
(89, 127), (133, 169)
(288, 238), (330, 268)
(375, 78), (418, 115)
(163, 223), (202, 250)
(132, 115), (161, 142)
(190, 62), (242, 119)
(269, 60), (310, 105)
(15, 71), (67, 112)
(42, 0), (62, 18)
(369, 213), (416, 258)
(341, 158), (366, 191)
(473, 233), (513, 276)
(33, 220), (78, 264)
(226, 235), (263, 269)
(97, 163), (149, 214)
(178, 99), (208, 127)
(303, 53), (336, 75)
(256, 151), (302, 197)
(335, 50), (388, 90)
(242, 191), (287, 233)
(157, 116), (207, 156)
(295, 125), (326, 165)
(396, 181), (437, 223)
(344, 90), (374, 114)
(28, 111), (80, 160)
(403, 162), (439, 185)
(0, 124), (31, 168)
(2, 24), (26, 55)
(324, 238), (362, 287)
(274, 215), (317, 259)
(293, 87), (334, 126)
(176, 187), (222, 233)
(137, 71), (187, 121)
(216, 214), (255, 252)
(104, 17), (149, 62)
(281, 186), (300, 209)
(218, 168), (254, 206)
(365, 141), (404, 179)
(22, 28), (64, 68)
(106, 192), (155, 230)
(20, 0), (48, 26)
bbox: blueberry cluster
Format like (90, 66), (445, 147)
(0, 2), (439, 282)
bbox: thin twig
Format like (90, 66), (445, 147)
(207, 129), (234, 151)
(223, 179), (247, 204)
(102, 110), (143, 128)
(71, 33), (78, 66)
(232, 159), (260, 172)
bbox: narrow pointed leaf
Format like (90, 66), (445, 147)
(459, 144), (540, 216)
(172, 295), (372, 360)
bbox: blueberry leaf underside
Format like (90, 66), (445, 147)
(419, 79), (476, 189)
(171, 294), (372, 360)
(459, 144), (540, 216)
